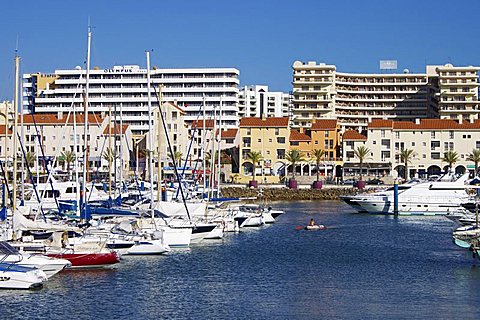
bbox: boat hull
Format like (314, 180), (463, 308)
(47, 252), (119, 268)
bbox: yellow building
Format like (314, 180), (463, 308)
(238, 117), (289, 183)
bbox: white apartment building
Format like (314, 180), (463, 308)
(238, 85), (291, 118)
(16, 113), (132, 177)
(343, 118), (480, 179)
(292, 61), (480, 132)
(23, 65), (240, 137)
(434, 64), (480, 121)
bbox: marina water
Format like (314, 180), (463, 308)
(1, 200), (480, 319)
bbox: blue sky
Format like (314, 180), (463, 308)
(1, 0), (479, 100)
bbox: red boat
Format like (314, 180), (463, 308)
(47, 251), (119, 268)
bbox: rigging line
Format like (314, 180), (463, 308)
(122, 132), (143, 200)
(29, 113), (61, 212)
(17, 131), (46, 220)
(152, 85), (191, 221)
(174, 104), (204, 200)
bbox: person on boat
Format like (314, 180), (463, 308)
(309, 218), (316, 227)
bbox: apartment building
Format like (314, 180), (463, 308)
(17, 113), (132, 177)
(292, 61), (480, 132)
(435, 64), (480, 121)
(23, 65), (240, 137)
(238, 117), (289, 183)
(238, 85), (291, 118)
(343, 118), (480, 179)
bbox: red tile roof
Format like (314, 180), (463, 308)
(165, 101), (185, 114)
(311, 119), (338, 130)
(392, 119), (480, 130)
(191, 119), (215, 129)
(103, 124), (129, 135)
(368, 119), (393, 128)
(21, 113), (104, 125)
(218, 128), (238, 139)
(289, 129), (311, 141)
(343, 130), (367, 140)
(239, 117), (289, 127)
(0, 126), (12, 135)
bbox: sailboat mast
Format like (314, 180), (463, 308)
(146, 51), (154, 213)
(217, 96), (222, 198)
(202, 96), (206, 198)
(157, 85), (163, 202)
(119, 102), (123, 194)
(108, 104), (112, 199)
(12, 54), (20, 211)
(82, 27), (91, 214)
(20, 77), (25, 204)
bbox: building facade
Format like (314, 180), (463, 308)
(292, 61), (480, 132)
(238, 85), (291, 118)
(23, 65), (240, 137)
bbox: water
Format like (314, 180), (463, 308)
(2, 200), (480, 319)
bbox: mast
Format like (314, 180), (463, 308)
(119, 102), (123, 195)
(12, 54), (20, 211)
(209, 104), (217, 202)
(20, 75), (24, 205)
(82, 26), (91, 218)
(156, 85), (163, 202)
(217, 96), (223, 198)
(202, 96), (206, 199)
(108, 103), (112, 200)
(146, 51), (154, 214)
(73, 98), (80, 214)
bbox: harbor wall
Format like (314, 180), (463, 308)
(220, 186), (364, 201)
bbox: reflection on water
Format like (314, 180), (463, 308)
(1, 200), (480, 319)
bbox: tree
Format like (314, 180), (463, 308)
(312, 149), (325, 182)
(246, 151), (263, 182)
(466, 149), (480, 177)
(285, 149), (305, 180)
(170, 151), (183, 167)
(102, 147), (118, 173)
(399, 149), (417, 180)
(354, 145), (371, 180)
(59, 150), (76, 177)
(442, 150), (459, 173)
(25, 151), (35, 168)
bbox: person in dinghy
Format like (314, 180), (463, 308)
(305, 218), (327, 231)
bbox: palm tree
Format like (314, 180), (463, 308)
(467, 149), (480, 177)
(246, 151), (263, 182)
(25, 151), (35, 168)
(102, 147), (118, 173)
(312, 149), (325, 182)
(442, 150), (459, 174)
(399, 149), (417, 180)
(170, 151), (183, 167)
(285, 149), (305, 180)
(354, 145), (371, 181)
(59, 150), (76, 177)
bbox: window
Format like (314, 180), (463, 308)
(277, 137), (285, 144)
(431, 152), (441, 160)
(325, 130), (329, 137)
(314, 141), (318, 145)
(275, 128), (279, 135)
(431, 141), (440, 150)
(276, 149), (285, 159)
(476, 141), (480, 149)
(381, 151), (390, 160)
(431, 132), (436, 139)
(346, 151), (354, 159)
(395, 132), (400, 139)
(269, 138), (272, 143)
(258, 138), (261, 143)
(291, 141), (299, 146)
(246, 128), (251, 135)
(449, 131), (454, 139)
(381, 130), (385, 138)
(381, 139), (390, 148)
(422, 154), (426, 159)
(411, 142), (415, 146)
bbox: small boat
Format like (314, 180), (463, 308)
(305, 224), (327, 231)
(0, 263), (47, 290)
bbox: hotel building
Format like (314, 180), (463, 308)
(23, 65), (240, 137)
(292, 61), (480, 132)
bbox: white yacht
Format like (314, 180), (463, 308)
(352, 173), (473, 215)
